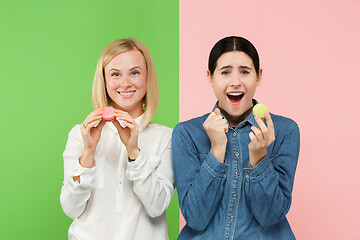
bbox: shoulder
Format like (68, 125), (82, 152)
(173, 113), (210, 139)
(68, 124), (82, 138)
(175, 113), (209, 130)
(270, 113), (300, 137)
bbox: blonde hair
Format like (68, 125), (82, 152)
(92, 38), (159, 127)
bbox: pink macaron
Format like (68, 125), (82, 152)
(102, 107), (115, 122)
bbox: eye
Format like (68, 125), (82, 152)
(221, 71), (229, 75)
(131, 71), (139, 75)
(241, 70), (249, 75)
(111, 72), (120, 77)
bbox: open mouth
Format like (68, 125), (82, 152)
(227, 92), (244, 104)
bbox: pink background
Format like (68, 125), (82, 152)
(179, 0), (360, 239)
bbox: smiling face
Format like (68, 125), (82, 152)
(104, 49), (147, 118)
(208, 51), (262, 117)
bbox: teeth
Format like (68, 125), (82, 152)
(227, 92), (243, 96)
(119, 91), (135, 96)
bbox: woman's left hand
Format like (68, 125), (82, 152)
(112, 109), (140, 159)
(248, 112), (275, 167)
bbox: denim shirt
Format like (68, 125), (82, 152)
(172, 101), (300, 240)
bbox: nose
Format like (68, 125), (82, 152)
(229, 73), (242, 87)
(119, 77), (132, 88)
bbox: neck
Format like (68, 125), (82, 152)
(219, 106), (253, 128)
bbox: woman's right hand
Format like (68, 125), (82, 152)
(79, 109), (106, 168)
(203, 108), (228, 163)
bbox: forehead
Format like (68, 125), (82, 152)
(216, 51), (254, 68)
(105, 49), (146, 70)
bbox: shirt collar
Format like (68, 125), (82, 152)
(212, 99), (259, 128)
(107, 113), (145, 135)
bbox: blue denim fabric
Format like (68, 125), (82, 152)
(172, 101), (300, 240)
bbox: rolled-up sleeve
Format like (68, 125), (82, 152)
(60, 125), (96, 219)
(126, 130), (174, 218)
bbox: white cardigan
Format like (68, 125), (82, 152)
(60, 115), (174, 240)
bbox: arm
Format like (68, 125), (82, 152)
(60, 125), (97, 219)
(126, 135), (174, 218)
(245, 121), (300, 227)
(172, 124), (228, 231)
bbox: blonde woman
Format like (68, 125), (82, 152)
(60, 38), (174, 240)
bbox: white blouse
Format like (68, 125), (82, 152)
(60, 115), (174, 240)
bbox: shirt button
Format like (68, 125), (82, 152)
(247, 170), (250, 175)
(224, 168), (227, 173)
(236, 171), (240, 176)
(233, 194), (237, 199)
(233, 132), (237, 136)
(227, 238), (230, 240)
(230, 216), (234, 221)
(235, 152), (239, 157)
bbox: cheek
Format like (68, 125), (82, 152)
(213, 81), (226, 95)
(137, 76), (147, 91)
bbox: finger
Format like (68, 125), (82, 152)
(114, 109), (133, 120)
(251, 126), (263, 140)
(84, 113), (102, 125)
(264, 112), (275, 139)
(212, 120), (228, 133)
(207, 112), (217, 121)
(115, 116), (136, 126)
(214, 108), (221, 115)
(224, 125), (229, 133)
(86, 120), (100, 131)
(87, 109), (103, 119)
(249, 132), (256, 142)
(114, 109), (129, 115)
(208, 114), (224, 125)
(114, 112), (136, 124)
(121, 121), (136, 130)
(203, 112), (216, 127)
(112, 120), (124, 133)
(220, 119), (228, 132)
(89, 119), (106, 135)
(255, 115), (269, 139)
(96, 119), (106, 129)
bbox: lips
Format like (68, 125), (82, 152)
(227, 92), (244, 104)
(118, 91), (135, 98)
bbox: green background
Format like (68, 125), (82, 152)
(0, 0), (179, 239)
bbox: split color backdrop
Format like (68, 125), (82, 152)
(1, 0), (360, 239)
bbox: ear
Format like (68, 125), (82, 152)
(256, 68), (263, 87)
(207, 70), (214, 87)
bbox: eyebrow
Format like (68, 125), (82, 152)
(219, 65), (233, 70)
(129, 66), (142, 71)
(218, 65), (252, 70)
(108, 66), (142, 72)
(239, 65), (252, 70)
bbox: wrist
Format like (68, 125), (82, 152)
(127, 147), (140, 160)
(83, 146), (96, 155)
(211, 145), (226, 163)
(249, 150), (267, 168)
(80, 150), (95, 168)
